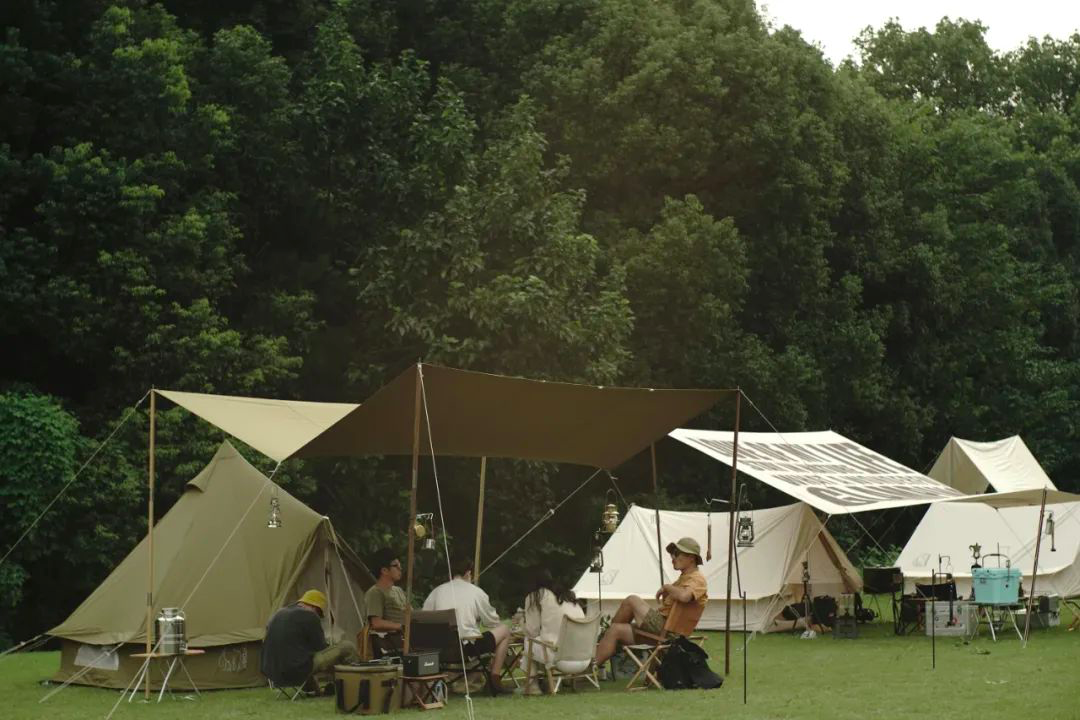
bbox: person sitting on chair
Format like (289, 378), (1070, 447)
(364, 548), (411, 656)
(261, 589), (359, 689)
(422, 557), (511, 696)
(519, 567), (586, 694)
(593, 536), (708, 666)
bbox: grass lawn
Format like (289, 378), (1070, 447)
(4, 608), (1079, 720)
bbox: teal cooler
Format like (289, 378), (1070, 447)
(973, 567), (1021, 604)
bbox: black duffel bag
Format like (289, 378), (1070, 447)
(657, 636), (723, 690)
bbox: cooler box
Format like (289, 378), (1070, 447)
(972, 567), (1021, 605)
(334, 663), (403, 715)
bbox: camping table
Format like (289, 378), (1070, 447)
(403, 673), (449, 710)
(966, 604), (1023, 643)
(501, 637), (527, 689)
(128, 648), (205, 703)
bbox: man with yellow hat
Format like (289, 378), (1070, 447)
(261, 588), (359, 688)
(593, 536), (708, 667)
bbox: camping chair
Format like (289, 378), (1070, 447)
(523, 614), (603, 695)
(409, 610), (490, 694)
(623, 602), (706, 692)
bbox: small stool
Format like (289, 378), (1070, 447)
(402, 673), (448, 710)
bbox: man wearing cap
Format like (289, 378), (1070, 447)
(261, 589), (359, 688)
(593, 537), (708, 667)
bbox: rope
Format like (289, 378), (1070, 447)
(181, 461), (282, 608)
(418, 368), (476, 720)
(607, 471), (629, 508)
(1, 390), (151, 568)
(0, 633), (48, 659)
(39, 643), (123, 703)
(479, 468), (601, 576)
(102, 636), (165, 718)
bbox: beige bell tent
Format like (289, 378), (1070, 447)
(49, 441), (373, 690)
(572, 503), (860, 632)
(897, 498), (1080, 598)
(928, 436), (1056, 495)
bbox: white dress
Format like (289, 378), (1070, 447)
(520, 588), (589, 673)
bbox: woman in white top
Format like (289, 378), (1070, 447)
(519, 570), (587, 691)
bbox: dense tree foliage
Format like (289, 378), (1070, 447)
(3, 1), (1080, 640)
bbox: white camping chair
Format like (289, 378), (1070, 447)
(524, 614), (602, 695)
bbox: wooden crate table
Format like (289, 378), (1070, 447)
(402, 672), (449, 710)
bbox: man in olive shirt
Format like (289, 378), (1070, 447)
(594, 537), (708, 666)
(261, 589), (359, 687)
(363, 548), (410, 655)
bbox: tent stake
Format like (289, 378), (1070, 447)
(474, 457), (486, 580)
(404, 365), (423, 653)
(145, 388), (155, 700)
(724, 389), (741, 676)
(1022, 487), (1049, 645)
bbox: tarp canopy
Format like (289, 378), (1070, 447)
(929, 436), (1057, 495)
(157, 389), (358, 462)
(944, 488), (1080, 508)
(165, 364), (728, 469)
(50, 442), (373, 690)
(669, 429), (964, 514)
(897, 499), (1080, 598)
(572, 504), (861, 632)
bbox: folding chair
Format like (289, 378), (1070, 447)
(409, 610), (489, 694)
(269, 674), (318, 700)
(524, 614), (602, 695)
(623, 601), (705, 692)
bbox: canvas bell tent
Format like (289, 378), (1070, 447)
(49, 441), (373, 690)
(572, 503), (861, 632)
(897, 498), (1080, 598)
(928, 436), (1056, 495)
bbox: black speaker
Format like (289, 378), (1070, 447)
(863, 567), (902, 594)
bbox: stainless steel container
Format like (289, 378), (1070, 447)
(155, 607), (187, 654)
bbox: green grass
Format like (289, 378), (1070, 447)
(5, 611), (1080, 720)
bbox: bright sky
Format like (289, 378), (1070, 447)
(760, 0), (1080, 65)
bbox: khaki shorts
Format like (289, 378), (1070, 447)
(639, 608), (666, 635)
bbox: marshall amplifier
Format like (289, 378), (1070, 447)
(863, 567), (903, 595)
(402, 651), (440, 677)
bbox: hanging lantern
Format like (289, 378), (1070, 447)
(589, 529), (604, 573)
(1046, 511), (1057, 552)
(736, 514), (755, 547)
(601, 489), (620, 534)
(415, 513), (436, 551)
(267, 496), (282, 529)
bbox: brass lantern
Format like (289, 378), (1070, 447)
(415, 513), (436, 551)
(589, 529), (604, 573)
(267, 495), (282, 529)
(601, 490), (620, 534)
(736, 514), (755, 547)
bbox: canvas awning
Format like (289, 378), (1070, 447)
(944, 488), (1080, 508)
(928, 436), (1057, 495)
(669, 429), (965, 514)
(161, 365), (728, 470)
(157, 389), (358, 462)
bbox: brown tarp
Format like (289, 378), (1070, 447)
(293, 363), (729, 469)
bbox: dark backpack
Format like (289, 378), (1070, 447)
(657, 636), (723, 690)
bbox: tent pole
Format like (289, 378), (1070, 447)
(474, 457), (487, 580)
(653, 444), (663, 589)
(404, 364), (423, 653)
(724, 388), (741, 676)
(145, 388), (155, 700)
(1022, 487), (1049, 646)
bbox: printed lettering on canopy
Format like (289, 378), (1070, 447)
(669, 429), (964, 515)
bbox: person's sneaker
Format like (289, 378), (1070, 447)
(487, 674), (508, 697)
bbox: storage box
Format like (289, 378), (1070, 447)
(833, 615), (858, 639)
(924, 601), (973, 637)
(334, 663), (403, 715)
(973, 567), (1021, 605)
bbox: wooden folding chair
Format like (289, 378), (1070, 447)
(623, 601), (705, 692)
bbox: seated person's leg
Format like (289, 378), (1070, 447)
(312, 641), (360, 674)
(594, 622), (634, 666)
(488, 625), (511, 678)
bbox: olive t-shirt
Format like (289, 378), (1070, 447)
(660, 569), (708, 616)
(364, 584), (408, 624)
